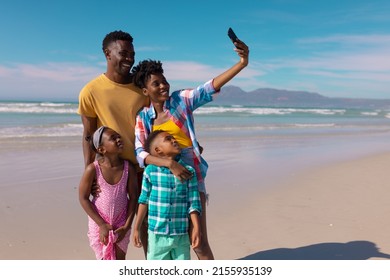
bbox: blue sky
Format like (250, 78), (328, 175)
(1, 0), (389, 101)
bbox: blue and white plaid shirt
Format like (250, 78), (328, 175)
(138, 160), (201, 235)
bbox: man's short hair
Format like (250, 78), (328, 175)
(102, 30), (133, 52)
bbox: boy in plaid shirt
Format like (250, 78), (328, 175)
(133, 130), (201, 260)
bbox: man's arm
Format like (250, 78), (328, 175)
(81, 115), (97, 168)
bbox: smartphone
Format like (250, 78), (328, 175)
(227, 27), (238, 43)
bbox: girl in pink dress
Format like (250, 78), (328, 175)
(79, 126), (138, 260)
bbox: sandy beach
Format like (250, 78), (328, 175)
(1, 135), (390, 260)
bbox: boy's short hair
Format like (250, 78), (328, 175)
(102, 30), (133, 52)
(131, 59), (164, 89)
(145, 130), (166, 154)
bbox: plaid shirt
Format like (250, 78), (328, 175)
(135, 80), (219, 176)
(138, 160), (201, 235)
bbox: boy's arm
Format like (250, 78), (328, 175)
(78, 164), (112, 244)
(133, 203), (148, 248)
(133, 171), (151, 248)
(187, 168), (202, 248)
(189, 211), (201, 249)
(212, 39), (249, 91)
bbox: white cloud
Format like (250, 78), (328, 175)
(0, 60), (264, 100)
(261, 34), (390, 92)
(1, 42), (388, 101)
(6, 63), (102, 82)
(279, 51), (390, 73)
(163, 61), (264, 83)
(0, 62), (103, 100)
(246, 34), (390, 98)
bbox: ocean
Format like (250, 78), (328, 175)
(1, 100), (389, 164)
(1, 100), (389, 192)
(1, 101), (389, 137)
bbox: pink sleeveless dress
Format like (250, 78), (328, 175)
(88, 160), (131, 260)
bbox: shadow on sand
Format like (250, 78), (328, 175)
(240, 241), (390, 260)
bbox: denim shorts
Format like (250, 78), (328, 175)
(180, 147), (208, 194)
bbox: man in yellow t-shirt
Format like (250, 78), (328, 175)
(78, 30), (148, 168)
(77, 30), (149, 257)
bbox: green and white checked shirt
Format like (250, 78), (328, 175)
(139, 159), (201, 235)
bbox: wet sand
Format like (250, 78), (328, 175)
(1, 136), (389, 260)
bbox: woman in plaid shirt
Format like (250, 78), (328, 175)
(132, 38), (249, 259)
(133, 130), (201, 260)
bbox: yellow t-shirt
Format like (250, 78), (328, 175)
(78, 74), (149, 166)
(153, 119), (192, 148)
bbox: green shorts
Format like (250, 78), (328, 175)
(147, 230), (191, 260)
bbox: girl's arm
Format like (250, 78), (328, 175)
(212, 39), (249, 91)
(78, 163), (112, 244)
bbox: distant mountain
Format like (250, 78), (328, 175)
(213, 86), (390, 109)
